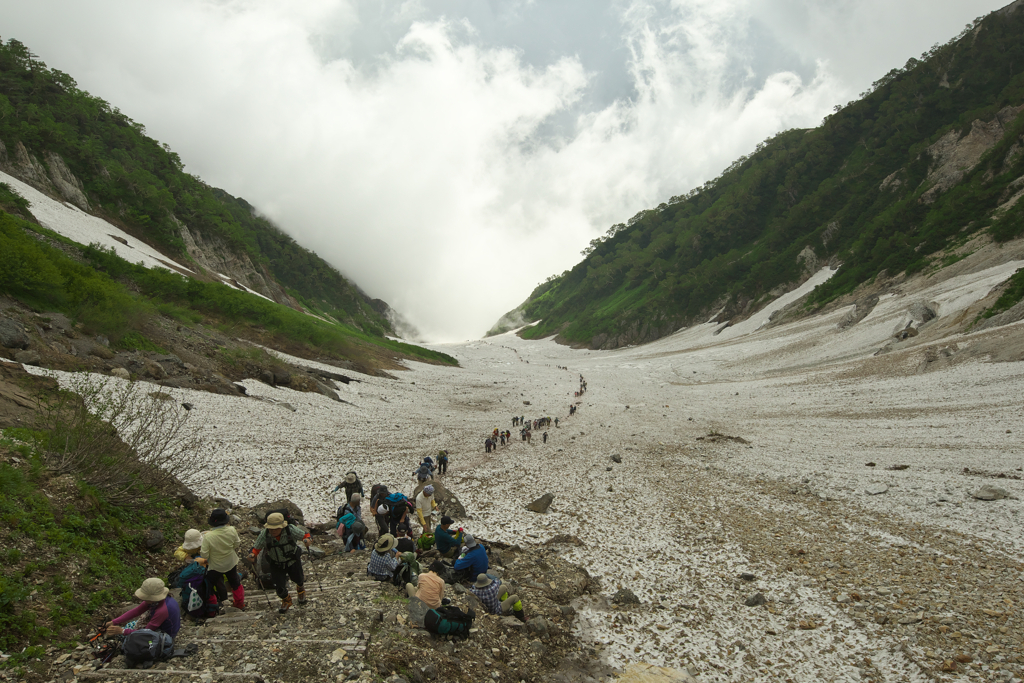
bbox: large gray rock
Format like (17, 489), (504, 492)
(254, 499), (305, 525)
(972, 485), (1009, 501)
(865, 483), (889, 495)
(110, 367), (131, 380)
(144, 529), (165, 550)
(526, 493), (554, 514)
(14, 350), (40, 366)
(611, 588), (640, 605)
(0, 318), (29, 349)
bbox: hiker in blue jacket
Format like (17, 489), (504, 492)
(451, 533), (488, 583)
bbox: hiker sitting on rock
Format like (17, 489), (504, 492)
(367, 534), (399, 581)
(395, 527), (416, 554)
(394, 551), (421, 586)
(406, 560), (446, 608)
(104, 578), (181, 638)
(197, 509), (245, 611)
(434, 516), (463, 558)
(333, 471), (364, 503)
(173, 529), (203, 563)
(451, 534), (488, 583)
(415, 485), (438, 534)
(470, 573), (526, 622)
(252, 512), (310, 613)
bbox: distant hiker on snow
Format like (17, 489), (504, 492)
(197, 509), (245, 611)
(332, 471), (364, 502)
(252, 512), (311, 613)
(437, 450), (449, 475)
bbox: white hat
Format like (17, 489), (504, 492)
(135, 577), (169, 602)
(377, 505), (387, 515)
(182, 529), (202, 550)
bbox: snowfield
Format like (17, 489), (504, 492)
(27, 251), (1024, 681)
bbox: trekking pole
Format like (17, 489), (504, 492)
(307, 548), (324, 593)
(249, 547), (273, 611)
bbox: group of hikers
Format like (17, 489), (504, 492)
(98, 371), (592, 665)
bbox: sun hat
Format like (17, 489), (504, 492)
(440, 516), (454, 525)
(135, 577), (169, 602)
(264, 512), (288, 529)
(377, 504), (387, 515)
(375, 534), (397, 553)
(208, 508), (229, 527)
(345, 472), (357, 484)
(423, 485), (435, 496)
(350, 493), (361, 505)
(182, 529), (202, 550)
(463, 533), (477, 548)
(473, 574), (492, 588)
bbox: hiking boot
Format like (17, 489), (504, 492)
(278, 594), (292, 614)
(513, 609), (527, 623)
(297, 587), (307, 606)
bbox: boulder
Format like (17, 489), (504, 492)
(611, 588), (640, 605)
(253, 499), (305, 525)
(143, 361), (167, 379)
(273, 370), (292, 386)
(0, 319), (30, 349)
(110, 367), (131, 380)
(144, 529), (165, 550)
(89, 345), (114, 360)
(14, 350), (40, 366)
(611, 453), (622, 463)
(260, 370), (275, 386)
(526, 493), (554, 513)
(744, 592), (766, 607)
(972, 485), (1009, 501)
(865, 483), (889, 495)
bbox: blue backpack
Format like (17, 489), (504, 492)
(385, 492), (411, 520)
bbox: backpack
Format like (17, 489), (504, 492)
(424, 605), (475, 638)
(385, 492), (410, 520)
(175, 561), (211, 618)
(122, 629), (174, 667)
(417, 533), (435, 551)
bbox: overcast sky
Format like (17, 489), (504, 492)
(0, 0), (1008, 341)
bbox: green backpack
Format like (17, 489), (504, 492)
(417, 533), (435, 551)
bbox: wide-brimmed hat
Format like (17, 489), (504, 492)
(463, 533), (477, 548)
(473, 574), (492, 588)
(182, 529), (202, 550)
(345, 472), (357, 484)
(375, 534), (396, 553)
(423, 485), (434, 496)
(135, 577), (169, 602)
(208, 508), (229, 527)
(440, 516), (454, 525)
(264, 512), (288, 529)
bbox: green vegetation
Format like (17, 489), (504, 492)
(0, 38), (392, 338)
(507, 8), (1024, 346)
(0, 429), (194, 656)
(979, 267), (1024, 320)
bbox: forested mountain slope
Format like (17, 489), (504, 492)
(0, 38), (396, 338)
(493, 0), (1024, 348)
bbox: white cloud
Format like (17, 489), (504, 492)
(0, 0), (1007, 340)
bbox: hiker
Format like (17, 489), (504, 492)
(197, 509), (245, 611)
(176, 556), (217, 620)
(344, 519), (367, 552)
(395, 527), (416, 554)
(543, 431), (548, 443)
(554, 417), (559, 428)
(413, 462), (433, 484)
(385, 491), (411, 537)
(370, 485), (390, 536)
(336, 492), (361, 525)
(451, 534), (488, 583)
(484, 438), (493, 453)
(367, 534), (399, 581)
(173, 529), (203, 563)
(395, 551), (421, 586)
(406, 560), (446, 608)
(437, 450), (449, 475)
(469, 574), (526, 621)
(415, 485), (438, 534)
(251, 512), (311, 613)
(332, 471), (364, 503)
(104, 578), (181, 639)
(420, 456), (436, 473)
(434, 516), (463, 558)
